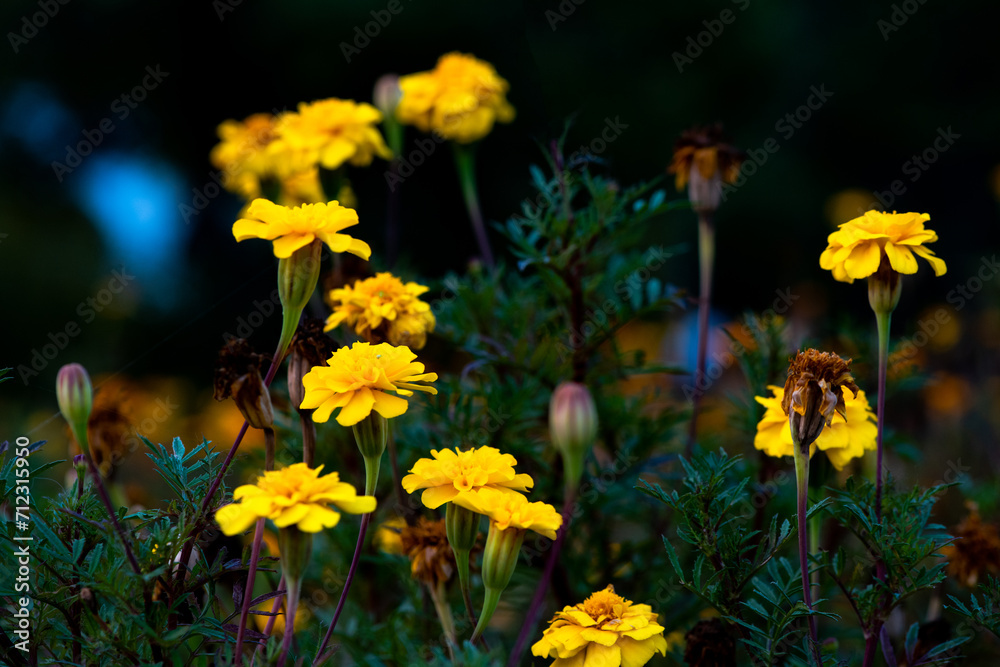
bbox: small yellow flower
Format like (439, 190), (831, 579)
(457, 487), (561, 540)
(210, 113), (278, 200)
(325, 272), (436, 349)
(397, 52), (515, 144)
(269, 98), (392, 177)
(299, 342), (437, 427)
(401, 446), (534, 510)
(820, 210), (947, 283)
(754, 384), (877, 470)
(374, 516), (407, 555)
(214, 463), (375, 535)
(233, 198), (371, 260)
(531, 584), (669, 667)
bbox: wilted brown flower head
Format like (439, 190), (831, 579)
(942, 503), (1000, 588)
(288, 318), (338, 407)
(684, 618), (735, 667)
(668, 124), (743, 211)
(68, 376), (135, 477)
(400, 517), (456, 588)
(781, 349), (859, 449)
(214, 338), (273, 430)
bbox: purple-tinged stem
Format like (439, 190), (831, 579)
(234, 518), (267, 666)
(686, 211), (715, 455)
(312, 512), (372, 665)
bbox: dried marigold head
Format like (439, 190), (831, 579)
(781, 349), (859, 449)
(400, 517), (456, 587)
(214, 338), (274, 430)
(668, 124), (743, 212)
(942, 502), (1000, 588)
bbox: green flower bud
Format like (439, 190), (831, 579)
(276, 239), (323, 359)
(549, 382), (598, 492)
(352, 413), (388, 496)
(278, 525), (314, 586)
(57, 363), (93, 455)
(472, 522), (525, 642)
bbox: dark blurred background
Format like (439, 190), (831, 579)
(2, 0), (998, 494)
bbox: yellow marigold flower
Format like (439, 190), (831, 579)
(269, 98), (392, 177)
(754, 384), (877, 470)
(819, 210), (947, 283)
(214, 463), (375, 535)
(532, 584), (669, 667)
(401, 446), (534, 510)
(299, 342), (437, 427)
(278, 167), (327, 208)
(325, 272), (436, 349)
(210, 113), (278, 200)
(374, 516), (407, 555)
(397, 52), (515, 144)
(233, 198), (371, 260)
(457, 487), (561, 540)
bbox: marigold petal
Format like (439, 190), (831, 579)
(420, 485), (460, 509)
(884, 241), (918, 274)
(579, 628), (620, 647)
(215, 504), (258, 535)
(333, 494), (377, 515)
(371, 390), (410, 420)
(583, 642), (622, 667)
(335, 387), (376, 426)
(912, 245), (948, 276)
(271, 233), (314, 258)
(619, 635), (667, 667)
(844, 241), (883, 279)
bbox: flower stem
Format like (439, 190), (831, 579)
(874, 309), (891, 522)
(299, 411), (316, 468)
(686, 211), (715, 455)
(83, 452), (141, 575)
(312, 512), (372, 665)
(275, 575), (302, 667)
(234, 518), (267, 666)
(427, 580), (457, 649)
(471, 587), (502, 645)
(453, 143), (495, 271)
(507, 493), (573, 667)
(792, 443), (822, 666)
(252, 574), (285, 665)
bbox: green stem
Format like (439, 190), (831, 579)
(471, 587), (502, 645)
(874, 309), (891, 523)
(427, 580), (457, 650)
(792, 442), (822, 665)
(453, 143), (495, 270)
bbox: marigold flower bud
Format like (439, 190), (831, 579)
(549, 382), (597, 491)
(278, 526), (314, 586)
(214, 339), (274, 430)
(57, 363), (93, 454)
(867, 256), (903, 316)
(373, 74), (401, 119)
(278, 239), (323, 319)
(352, 412), (389, 495)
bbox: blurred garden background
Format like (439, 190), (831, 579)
(2, 0), (1000, 663)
